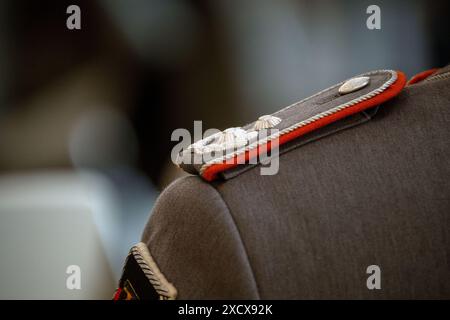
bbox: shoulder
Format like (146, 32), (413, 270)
(142, 175), (229, 243)
(140, 175), (260, 299)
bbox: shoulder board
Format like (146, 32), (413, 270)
(177, 69), (406, 181)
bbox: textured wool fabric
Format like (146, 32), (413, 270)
(141, 177), (260, 299)
(141, 72), (450, 299)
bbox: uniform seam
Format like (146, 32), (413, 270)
(209, 183), (262, 299)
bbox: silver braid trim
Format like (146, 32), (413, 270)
(131, 242), (177, 300)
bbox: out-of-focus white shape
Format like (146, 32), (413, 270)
(0, 170), (122, 299)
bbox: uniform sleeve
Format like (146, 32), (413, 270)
(140, 176), (260, 299)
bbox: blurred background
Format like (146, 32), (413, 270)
(0, 0), (448, 299)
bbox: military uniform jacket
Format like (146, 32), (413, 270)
(114, 66), (450, 300)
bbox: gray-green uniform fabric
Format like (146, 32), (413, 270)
(141, 66), (450, 299)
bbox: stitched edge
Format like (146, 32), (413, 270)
(131, 242), (178, 300)
(199, 70), (397, 175)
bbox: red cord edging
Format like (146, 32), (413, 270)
(407, 68), (438, 85)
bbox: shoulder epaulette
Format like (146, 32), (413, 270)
(176, 69), (406, 181)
